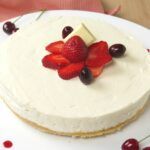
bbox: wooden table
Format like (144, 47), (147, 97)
(101, 0), (150, 29)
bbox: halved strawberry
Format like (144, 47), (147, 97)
(58, 62), (84, 80)
(42, 54), (70, 69)
(46, 41), (64, 54)
(86, 41), (112, 67)
(89, 66), (104, 78)
(62, 36), (88, 63)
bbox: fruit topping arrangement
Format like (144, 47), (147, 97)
(42, 24), (126, 85)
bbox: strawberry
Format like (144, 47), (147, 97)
(89, 66), (104, 78)
(46, 41), (64, 54)
(58, 62), (84, 80)
(42, 54), (70, 69)
(86, 41), (112, 67)
(62, 36), (88, 63)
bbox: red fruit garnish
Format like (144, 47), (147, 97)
(46, 41), (64, 54)
(62, 26), (73, 39)
(58, 62), (84, 80)
(89, 66), (104, 78)
(3, 140), (13, 148)
(42, 54), (70, 69)
(3, 21), (17, 35)
(121, 138), (139, 150)
(62, 36), (88, 63)
(79, 67), (94, 85)
(86, 41), (112, 67)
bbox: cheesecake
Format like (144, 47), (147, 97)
(0, 16), (150, 137)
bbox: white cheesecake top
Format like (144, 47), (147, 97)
(0, 16), (150, 132)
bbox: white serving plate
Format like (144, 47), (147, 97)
(0, 10), (150, 150)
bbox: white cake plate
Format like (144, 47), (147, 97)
(0, 10), (150, 150)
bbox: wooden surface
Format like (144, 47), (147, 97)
(101, 0), (150, 29)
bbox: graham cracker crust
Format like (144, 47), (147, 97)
(10, 105), (145, 138)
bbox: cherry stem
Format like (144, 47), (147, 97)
(36, 9), (47, 21)
(139, 134), (150, 143)
(13, 15), (22, 23)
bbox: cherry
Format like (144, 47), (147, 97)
(2, 10), (46, 35)
(3, 21), (18, 35)
(3, 140), (13, 148)
(143, 147), (150, 150)
(62, 26), (73, 39)
(109, 44), (126, 58)
(121, 138), (139, 150)
(79, 67), (93, 85)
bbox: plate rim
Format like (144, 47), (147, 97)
(1, 10), (149, 32)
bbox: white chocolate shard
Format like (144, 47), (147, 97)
(64, 23), (96, 46)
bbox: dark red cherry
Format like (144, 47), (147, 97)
(109, 44), (126, 57)
(3, 140), (13, 148)
(143, 147), (150, 150)
(62, 26), (73, 39)
(79, 67), (93, 85)
(121, 138), (139, 150)
(3, 21), (16, 35)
